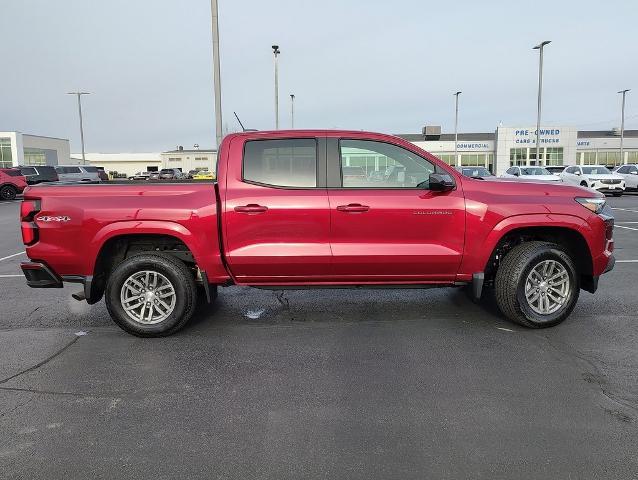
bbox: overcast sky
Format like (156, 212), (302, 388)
(1, 0), (637, 152)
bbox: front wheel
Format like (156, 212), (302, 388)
(495, 241), (579, 328)
(0, 185), (17, 201)
(105, 254), (198, 337)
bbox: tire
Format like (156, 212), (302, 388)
(495, 241), (579, 328)
(105, 254), (197, 337)
(0, 185), (17, 201)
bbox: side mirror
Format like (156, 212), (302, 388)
(631, 171), (638, 175)
(575, 171), (581, 175)
(429, 173), (455, 192)
(513, 171), (520, 176)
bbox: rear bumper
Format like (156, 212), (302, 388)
(21, 262), (63, 288)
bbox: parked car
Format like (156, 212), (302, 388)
(560, 165), (625, 196)
(95, 166), (109, 182)
(0, 168), (28, 200)
(159, 168), (184, 180)
(192, 169), (215, 180)
(19, 130), (615, 336)
(54, 165), (101, 183)
(129, 171), (152, 181)
(501, 166), (562, 182)
(455, 166), (494, 179)
(148, 171), (160, 180)
(612, 164), (638, 191)
(545, 166), (566, 176)
(18, 165), (59, 185)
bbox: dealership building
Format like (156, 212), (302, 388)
(398, 126), (638, 176)
(0, 131), (71, 168)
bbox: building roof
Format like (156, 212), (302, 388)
(163, 148), (217, 153)
(397, 132), (495, 142)
(577, 130), (638, 138)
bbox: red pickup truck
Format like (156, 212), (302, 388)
(19, 130), (615, 336)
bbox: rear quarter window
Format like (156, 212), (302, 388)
(243, 138), (317, 188)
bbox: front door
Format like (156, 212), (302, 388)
(223, 136), (332, 283)
(327, 138), (465, 282)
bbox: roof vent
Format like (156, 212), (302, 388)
(422, 125), (441, 140)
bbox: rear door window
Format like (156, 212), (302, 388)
(243, 138), (317, 188)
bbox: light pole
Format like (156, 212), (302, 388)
(67, 92), (90, 164)
(272, 45), (280, 129)
(210, 0), (223, 149)
(533, 40), (551, 166)
(453, 91), (461, 167)
(618, 89), (630, 165)
(290, 94), (295, 129)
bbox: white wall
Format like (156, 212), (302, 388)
(73, 152), (163, 177)
(22, 134), (71, 165)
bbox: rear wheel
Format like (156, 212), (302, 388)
(495, 241), (579, 328)
(105, 254), (197, 337)
(0, 185), (17, 201)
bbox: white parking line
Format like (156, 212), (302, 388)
(616, 260), (638, 263)
(615, 225), (638, 232)
(0, 274), (22, 278)
(0, 251), (25, 262)
(612, 207), (638, 214)
(616, 221), (638, 224)
(0, 200), (21, 206)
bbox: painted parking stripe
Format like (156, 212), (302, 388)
(612, 207), (638, 214)
(616, 221), (638, 224)
(615, 225), (638, 232)
(0, 274), (23, 278)
(0, 251), (25, 262)
(616, 260), (638, 263)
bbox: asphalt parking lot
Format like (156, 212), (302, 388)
(1, 196), (637, 479)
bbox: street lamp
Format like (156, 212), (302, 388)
(272, 45), (280, 129)
(290, 94), (295, 129)
(66, 91), (90, 164)
(453, 91), (462, 167)
(533, 40), (551, 166)
(618, 89), (630, 165)
(209, 0), (223, 149)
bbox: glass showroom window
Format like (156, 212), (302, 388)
(509, 148), (527, 166)
(0, 138), (12, 168)
(433, 153), (456, 165)
(461, 153), (486, 167)
(597, 151), (621, 166)
(545, 147), (563, 166)
(627, 151), (638, 164)
(529, 147), (545, 163)
(23, 148), (46, 166)
(486, 153), (494, 172)
(582, 152), (597, 165)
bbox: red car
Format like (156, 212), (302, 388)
(0, 168), (28, 201)
(19, 130), (614, 336)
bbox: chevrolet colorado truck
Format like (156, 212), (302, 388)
(19, 130), (615, 336)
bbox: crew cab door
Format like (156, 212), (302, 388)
(222, 135), (331, 283)
(326, 137), (465, 282)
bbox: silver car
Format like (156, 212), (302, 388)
(54, 165), (101, 183)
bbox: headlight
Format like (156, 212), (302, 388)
(575, 197), (606, 214)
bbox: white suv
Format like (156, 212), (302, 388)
(613, 164), (638, 191)
(560, 165), (625, 196)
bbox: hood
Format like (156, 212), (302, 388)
(520, 175), (562, 182)
(585, 174), (624, 180)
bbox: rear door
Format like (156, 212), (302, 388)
(326, 137), (465, 282)
(223, 135), (332, 283)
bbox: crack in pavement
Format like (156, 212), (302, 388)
(0, 335), (81, 386)
(0, 393), (37, 418)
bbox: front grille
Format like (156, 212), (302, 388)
(601, 179), (620, 185)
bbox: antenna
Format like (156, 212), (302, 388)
(233, 111), (246, 132)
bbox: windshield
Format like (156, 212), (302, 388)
(520, 167), (551, 176)
(461, 167), (491, 177)
(582, 166), (611, 175)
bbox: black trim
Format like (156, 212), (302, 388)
(471, 272), (484, 302)
(201, 270), (212, 303)
(21, 262), (63, 288)
(604, 254), (615, 273)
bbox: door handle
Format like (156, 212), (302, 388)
(336, 203), (370, 213)
(234, 204), (268, 214)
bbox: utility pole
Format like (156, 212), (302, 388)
(618, 89), (630, 165)
(533, 40), (551, 166)
(272, 45), (280, 129)
(66, 92), (90, 164)
(453, 91), (461, 167)
(290, 94), (295, 128)
(210, 0), (223, 148)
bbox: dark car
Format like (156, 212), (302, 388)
(455, 166), (494, 179)
(159, 168), (184, 180)
(95, 166), (109, 182)
(18, 165), (59, 185)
